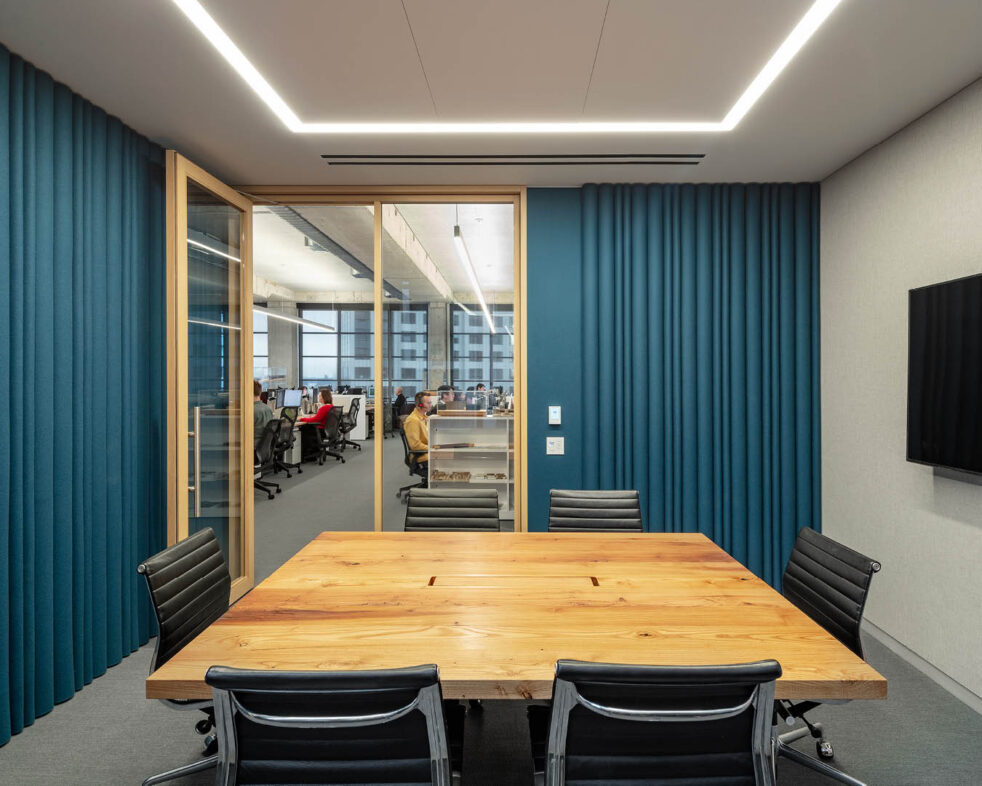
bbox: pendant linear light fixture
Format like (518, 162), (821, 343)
(452, 215), (494, 334)
(254, 305), (338, 332)
(170, 0), (843, 135)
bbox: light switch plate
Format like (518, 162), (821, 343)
(548, 405), (562, 425)
(546, 437), (565, 455)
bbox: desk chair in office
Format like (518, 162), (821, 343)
(535, 658), (781, 786)
(405, 488), (500, 532)
(338, 396), (362, 450)
(273, 411), (302, 478)
(774, 527), (880, 786)
(204, 664), (461, 786)
(314, 406), (346, 465)
(254, 419), (282, 499)
(547, 489), (643, 533)
(137, 528), (230, 785)
(397, 428), (428, 500)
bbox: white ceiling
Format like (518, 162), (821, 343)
(1, 1), (980, 185)
(253, 203), (513, 304)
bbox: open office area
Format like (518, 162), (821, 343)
(1, 1), (982, 785)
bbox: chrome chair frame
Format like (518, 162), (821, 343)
(545, 664), (779, 786)
(209, 671), (452, 786)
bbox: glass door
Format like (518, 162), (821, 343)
(166, 152), (254, 601)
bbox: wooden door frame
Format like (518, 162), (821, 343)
(166, 151), (255, 601)
(237, 186), (529, 532)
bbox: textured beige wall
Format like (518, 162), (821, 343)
(821, 78), (982, 699)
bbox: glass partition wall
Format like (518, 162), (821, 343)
(250, 193), (523, 537)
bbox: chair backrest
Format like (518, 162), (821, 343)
(405, 489), (500, 532)
(782, 527), (880, 659)
(276, 415), (296, 450)
(205, 664), (452, 786)
(548, 489), (643, 533)
(137, 528), (230, 673)
(340, 397), (360, 432)
(320, 406), (342, 442)
(545, 659), (781, 786)
(400, 428), (423, 473)
(255, 419), (281, 466)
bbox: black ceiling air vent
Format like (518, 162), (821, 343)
(320, 153), (704, 167)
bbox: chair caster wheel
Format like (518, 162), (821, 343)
(817, 740), (834, 760)
(203, 735), (218, 756)
(276, 488), (282, 493)
(195, 719), (213, 735)
(267, 493), (274, 500)
(297, 468), (303, 474)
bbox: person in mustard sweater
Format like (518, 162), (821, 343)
(403, 391), (432, 465)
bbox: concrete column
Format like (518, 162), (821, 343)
(427, 302), (449, 389)
(266, 298), (299, 386)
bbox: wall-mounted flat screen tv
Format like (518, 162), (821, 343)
(907, 273), (982, 474)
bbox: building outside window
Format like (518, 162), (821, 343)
(299, 305), (428, 397)
(451, 305), (513, 391)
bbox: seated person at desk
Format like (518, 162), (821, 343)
(298, 389), (333, 428)
(435, 384), (455, 411)
(253, 380), (273, 447)
(403, 391), (431, 464)
(393, 386), (407, 415)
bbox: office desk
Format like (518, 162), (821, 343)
(146, 532), (887, 702)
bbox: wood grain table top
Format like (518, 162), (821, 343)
(146, 532), (887, 701)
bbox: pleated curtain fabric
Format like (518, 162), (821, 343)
(0, 45), (167, 746)
(581, 183), (820, 586)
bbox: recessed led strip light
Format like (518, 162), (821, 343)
(171, 0), (843, 134)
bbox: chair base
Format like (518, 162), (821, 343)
(341, 437), (362, 450)
(142, 754), (217, 786)
(318, 447), (345, 464)
(274, 457), (302, 478)
(777, 740), (865, 786)
(255, 479), (280, 499)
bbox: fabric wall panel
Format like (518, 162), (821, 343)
(0, 43), (166, 746)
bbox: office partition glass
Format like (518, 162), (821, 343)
(167, 153), (255, 601)
(381, 202), (517, 531)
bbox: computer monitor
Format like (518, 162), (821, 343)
(282, 388), (302, 408)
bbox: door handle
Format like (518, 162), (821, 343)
(189, 405), (202, 518)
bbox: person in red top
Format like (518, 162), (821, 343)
(299, 389), (333, 428)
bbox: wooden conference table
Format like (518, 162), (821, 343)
(146, 532), (886, 702)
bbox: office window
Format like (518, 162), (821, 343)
(451, 305), (513, 390)
(252, 307), (269, 379)
(299, 305), (427, 395)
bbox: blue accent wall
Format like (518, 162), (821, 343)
(0, 43), (166, 746)
(526, 185), (821, 587)
(527, 189), (585, 529)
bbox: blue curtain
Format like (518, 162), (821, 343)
(0, 44), (166, 746)
(581, 183), (820, 585)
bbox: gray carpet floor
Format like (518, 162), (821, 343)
(1, 442), (979, 784)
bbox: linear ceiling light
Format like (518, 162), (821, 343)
(453, 299), (474, 316)
(452, 226), (494, 334)
(254, 305), (338, 332)
(171, 0), (842, 135)
(189, 317), (241, 331)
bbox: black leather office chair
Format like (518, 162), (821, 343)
(547, 489), (643, 532)
(405, 488), (500, 532)
(315, 406), (346, 465)
(536, 659), (781, 786)
(205, 664), (461, 786)
(397, 428), (428, 500)
(273, 410), (302, 478)
(775, 527), (880, 786)
(137, 528), (231, 785)
(254, 419), (282, 499)
(338, 396), (362, 450)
